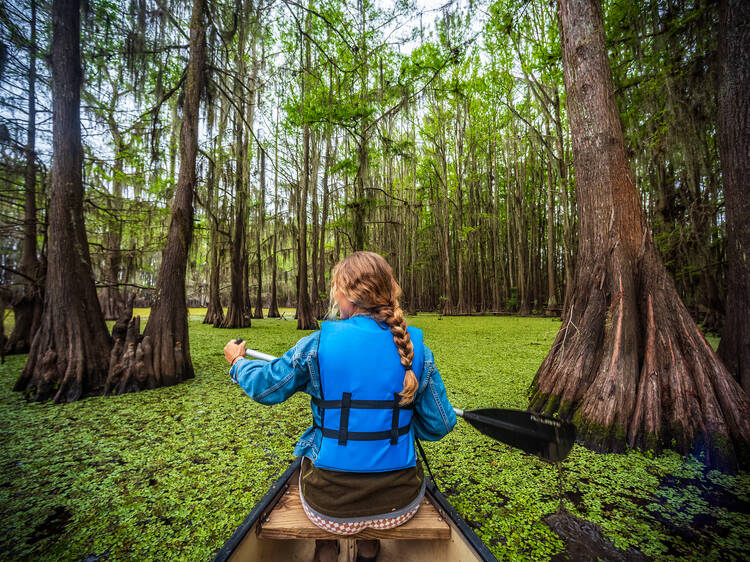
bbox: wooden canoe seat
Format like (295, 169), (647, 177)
(258, 471), (451, 540)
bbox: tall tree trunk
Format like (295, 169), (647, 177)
(352, 0), (368, 252)
(242, 19), (259, 319)
(6, 0), (42, 355)
(512, 137), (529, 316)
(219, 2), (253, 329)
(204, 238), (224, 325)
(408, 130), (418, 316)
(99, 135), (125, 320)
(318, 129), (332, 313)
(296, 2), (317, 330)
(267, 116), (281, 318)
(353, 145), (367, 252)
(529, 0), (750, 471)
(455, 105), (466, 314)
(717, 0), (750, 393)
(254, 148), (265, 319)
(504, 144), (514, 308)
(310, 134), (321, 318)
(545, 124), (557, 311)
(437, 110), (454, 315)
(488, 141), (501, 311)
(14, 0), (112, 402)
(554, 89), (575, 316)
(106, 0), (206, 392)
(203, 150), (224, 324)
(243, 235), (251, 313)
(220, 118), (251, 328)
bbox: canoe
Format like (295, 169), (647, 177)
(212, 457), (497, 562)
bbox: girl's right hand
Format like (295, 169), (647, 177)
(224, 340), (246, 366)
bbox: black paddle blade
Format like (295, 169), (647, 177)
(461, 408), (576, 463)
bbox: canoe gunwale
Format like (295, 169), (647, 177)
(212, 456), (498, 562)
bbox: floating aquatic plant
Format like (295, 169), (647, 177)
(0, 314), (747, 560)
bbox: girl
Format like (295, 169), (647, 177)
(223, 251), (456, 562)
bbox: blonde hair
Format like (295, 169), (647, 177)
(330, 251), (418, 405)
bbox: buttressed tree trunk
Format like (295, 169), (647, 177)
(106, 0), (206, 392)
(529, 0), (750, 471)
(142, 0), (205, 383)
(14, 0), (112, 402)
(717, 0), (750, 393)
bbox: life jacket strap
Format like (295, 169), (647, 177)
(311, 396), (414, 410)
(314, 423), (412, 442)
(314, 391), (412, 445)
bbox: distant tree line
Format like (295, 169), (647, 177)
(0, 0), (732, 326)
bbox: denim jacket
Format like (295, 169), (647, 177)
(229, 329), (456, 464)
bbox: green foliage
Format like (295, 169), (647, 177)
(2, 0), (727, 322)
(1, 315), (748, 560)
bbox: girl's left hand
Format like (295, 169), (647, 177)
(224, 340), (246, 365)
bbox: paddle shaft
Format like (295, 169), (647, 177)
(241, 347), (276, 362)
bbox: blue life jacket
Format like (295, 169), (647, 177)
(313, 315), (424, 473)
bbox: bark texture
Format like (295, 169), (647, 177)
(717, 0), (750, 393)
(14, 0), (112, 402)
(529, 0), (750, 471)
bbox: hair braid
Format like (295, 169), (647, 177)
(380, 303), (418, 405)
(330, 252), (419, 405)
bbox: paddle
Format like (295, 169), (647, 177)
(453, 407), (575, 463)
(233, 341), (576, 463)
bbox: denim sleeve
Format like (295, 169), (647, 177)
(229, 331), (319, 405)
(412, 344), (457, 441)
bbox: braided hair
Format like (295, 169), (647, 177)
(330, 252), (418, 405)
